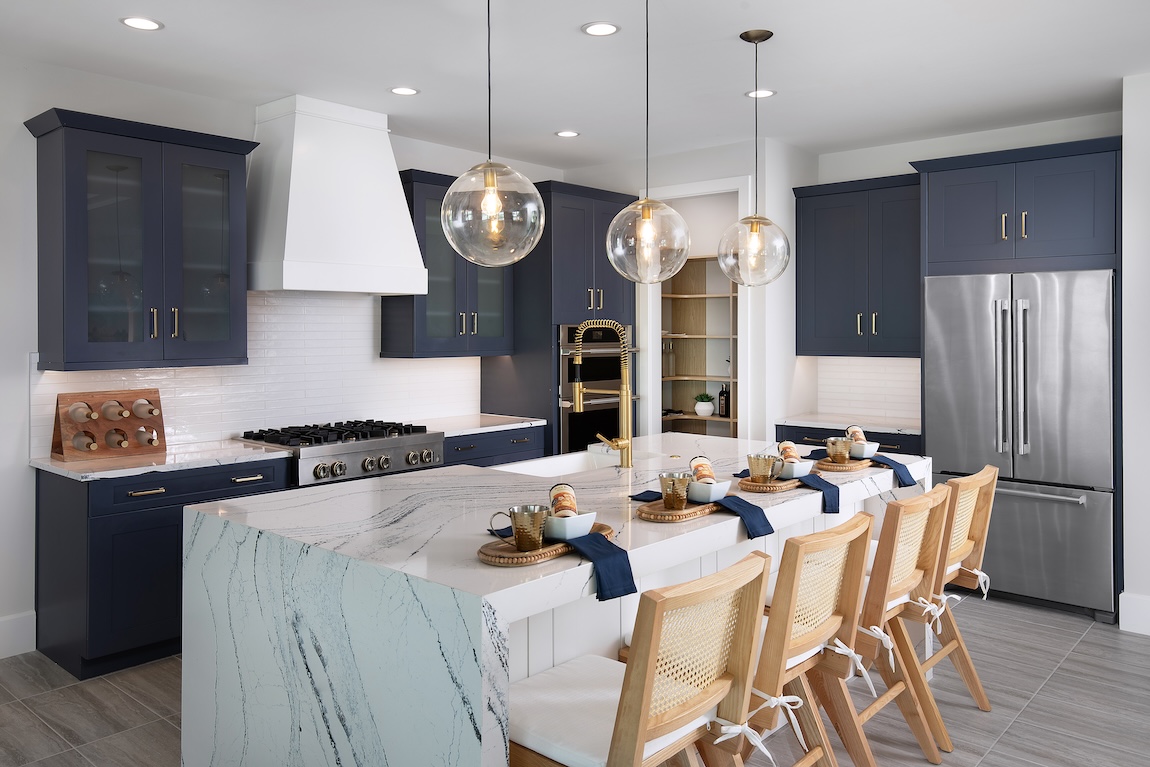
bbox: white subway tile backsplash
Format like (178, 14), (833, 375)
(815, 357), (920, 422)
(29, 291), (481, 457)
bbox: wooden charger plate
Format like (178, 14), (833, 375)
(815, 457), (873, 472)
(634, 498), (731, 523)
(738, 469), (822, 493)
(478, 522), (615, 567)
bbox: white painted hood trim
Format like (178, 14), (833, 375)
(247, 95), (428, 294)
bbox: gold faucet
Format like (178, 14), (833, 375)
(571, 319), (632, 468)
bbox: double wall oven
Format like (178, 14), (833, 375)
(557, 324), (636, 454)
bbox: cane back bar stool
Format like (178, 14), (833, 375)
(508, 551), (771, 767)
(746, 513), (874, 767)
(809, 483), (952, 766)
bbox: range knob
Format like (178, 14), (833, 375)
(362, 456), (377, 472)
(406, 451), (420, 466)
(421, 448), (434, 464)
(378, 455), (391, 470)
(313, 463), (330, 479)
(331, 460), (347, 477)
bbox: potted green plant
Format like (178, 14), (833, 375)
(693, 392), (716, 417)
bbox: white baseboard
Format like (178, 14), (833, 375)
(1119, 592), (1150, 636)
(0, 610), (35, 660)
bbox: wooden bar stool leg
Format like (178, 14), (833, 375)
(665, 747), (708, 767)
(889, 617), (953, 752)
(936, 606), (992, 711)
(785, 675), (839, 767)
(878, 627), (946, 761)
(807, 668), (876, 767)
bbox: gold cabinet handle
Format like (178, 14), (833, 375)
(471, 312), (478, 335)
(127, 487), (167, 497)
(1001, 213), (1008, 241)
(150, 308), (159, 339)
(800, 437), (824, 444)
(1021, 210), (1028, 239)
(510, 437), (531, 444)
(856, 313), (863, 336)
(587, 288), (594, 311)
(459, 312), (466, 336)
(171, 307), (179, 339)
(454, 444), (477, 451)
(871, 312), (878, 336)
(597, 289), (604, 310)
(231, 474), (265, 483)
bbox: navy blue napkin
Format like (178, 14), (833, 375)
(629, 490), (663, 502)
(732, 469), (750, 478)
(714, 496), (774, 538)
(489, 526), (513, 538)
(805, 448), (828, 461)
(797, 474), (840, 513)
(869, 454), (916, 487)
(565, 533), (638, 601)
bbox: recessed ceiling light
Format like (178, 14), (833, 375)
(746, 89), (776, 99)
(120, 17), (164, 31)
(390, 87), (419, 96)
(581, 22), (618, 36)
(556, 130), (579, 138)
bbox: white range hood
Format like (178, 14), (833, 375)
(247, 95), (428, 294)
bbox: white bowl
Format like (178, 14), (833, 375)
(544, 511), (596, 540)
(778, 459), (814, 480)
(849, 441), (879, 459)
(687, 479), (732, 503)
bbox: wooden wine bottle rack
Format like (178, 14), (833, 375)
(51, 388), (167, 462)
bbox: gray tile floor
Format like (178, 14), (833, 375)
(752, 592), (1150, 767)
(0, 592), (1147, 766)
(0, 655), (179, 767)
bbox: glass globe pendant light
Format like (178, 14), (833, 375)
(605, 0), (689, 284)
(716, 30), (790, 287)
(441, 0), (544, 267)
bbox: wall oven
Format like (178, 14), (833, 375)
(557, 324), (636, 453)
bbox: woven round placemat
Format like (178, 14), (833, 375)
(815, 457), (873, 472)
(478, 522), (615, 567)
(738, 469), (823, 493)
(634, 498), (725, 523)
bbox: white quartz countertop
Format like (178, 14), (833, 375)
(778, 412), (921, 435)
(186, 432), (928, 623)
(30, 440), (292, 481)
(419, 413), (546, 437)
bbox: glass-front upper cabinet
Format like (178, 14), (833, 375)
(26, 109), (257, 370)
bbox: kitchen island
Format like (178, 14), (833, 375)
(181, 433), (930, 766)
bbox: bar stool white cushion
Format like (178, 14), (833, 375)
(510, 654), (713, 767)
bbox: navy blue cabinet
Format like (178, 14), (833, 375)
(775, 424), (923, 456)
(35, 458), (289, 678)
(913, 138), (1119, 275)
(25, 109), (255, 371)
(443, 426), (544, 467)
(381, 170), (513, 357)
(794, 176), (920, 357)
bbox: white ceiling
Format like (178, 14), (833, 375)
(4, 0), (1149, 170)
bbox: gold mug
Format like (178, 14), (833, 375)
(747, 453), (783, 482)
(825, 436), (853, 464)
(658, 471), (693, 510)
(490, 504), (549, 552)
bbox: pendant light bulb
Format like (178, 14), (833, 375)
(605, 0), (690, 284)
(717, 29), (790, 287)
(440, 0), (544, 267)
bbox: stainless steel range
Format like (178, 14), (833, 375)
(239, 420), (444, 486)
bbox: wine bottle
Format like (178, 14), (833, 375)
(132, 398), (161, 418)
(72, 431), (98, 451)
(100, 401), (131, 420)
(717, 385), (729, 418)
(68, 402), (99, 422)
(105, 429), (130, 448)
(135, 427), (160, 447)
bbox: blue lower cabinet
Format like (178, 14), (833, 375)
(35, 458), (288, 678)
(775, 425), (923, 457)
(443, 426), (544, 467)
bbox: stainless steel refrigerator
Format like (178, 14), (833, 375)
(924, 269), (1116, 620)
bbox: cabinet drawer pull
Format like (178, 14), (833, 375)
(510, 437), (531, 444)
(597, 289), (604, 310)
(231, 474), (265, 483)
(459, 312), (466, 336)
(871, 312), (877, 336)
(856, 313), (863, 336)
(1021, 210), (1028, 239)
(171, 307), (179, 339)
(587, 288), (594, 311)
(454, 444), (477, 451)
(150, 308), (159, 339)
(472, 312), (478, 335)
(878, 443), (901, 451)
(800, 437), (825, 445)
(127, 487), (167, 497)
(1001, 212), (1008, 241)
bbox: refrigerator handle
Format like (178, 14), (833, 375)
(993, 299), (1010, 453)
(1015, 298), (1030, 456)
(996, 487), (1086, 505)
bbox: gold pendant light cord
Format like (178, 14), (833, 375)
(487, 0), (492, 161)
(645, 0), (650, 197)
(753, 38), (760, 217)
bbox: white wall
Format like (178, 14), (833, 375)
(1120, 74), (1150, 635)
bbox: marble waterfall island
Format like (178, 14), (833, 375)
(182, 433), (930, 766)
